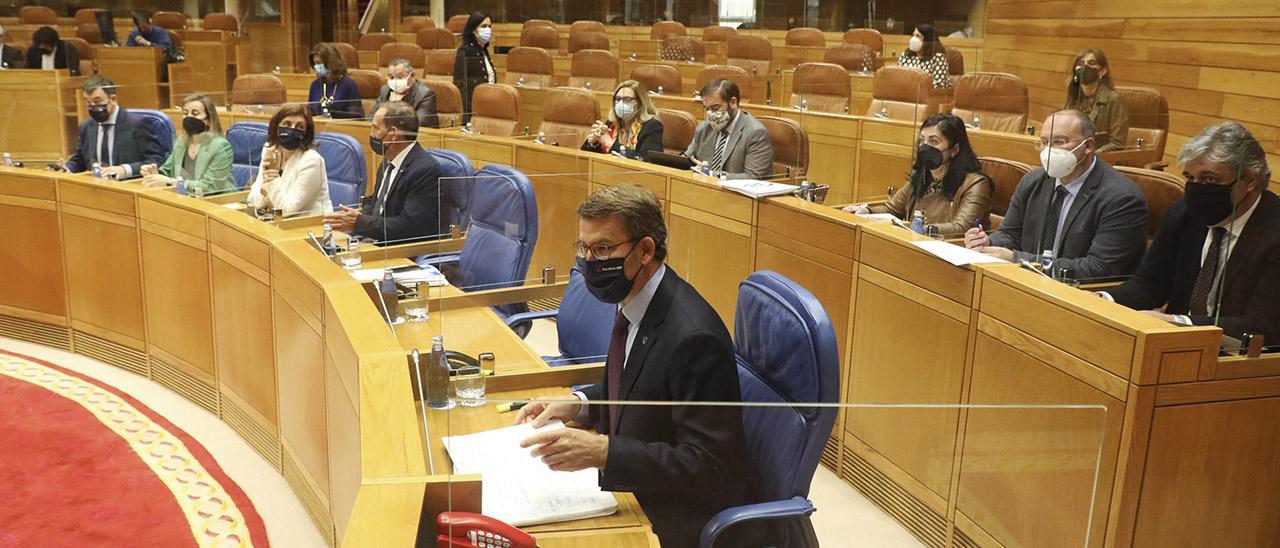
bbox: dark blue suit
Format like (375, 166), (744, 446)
(65, 108), (170, 177)
(127, 26), (172, 55)
(353, 143), (443, 243)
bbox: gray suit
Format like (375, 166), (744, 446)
(376, 80), (438, 129)
(989, 158), (1148, 281)
(683, 109), (773, 180)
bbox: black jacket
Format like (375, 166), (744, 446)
(453, 40), (493, 123)
(0, 44), (22, 69)
(1108, 191), (1280, 342)
(354, 143), (443, 243)
(377, 80), (439, 129)
(65, 107), (169, 176)
(581, 268), (756, 548)
(580, 117), (664, 160)
(25, 41), (80, 76)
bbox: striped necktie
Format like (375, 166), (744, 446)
(710, 128), (729, 171)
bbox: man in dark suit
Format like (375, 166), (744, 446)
(684, 79), (774, 180)
(126, 11), (173, 57)
(516, 184), (756, 548)
(377, 58), (438, 128)
(62, 76), (169, 179)
(322, 101), (443, 243)
(965, 109), (1148, 281)
(0, 25), (24, 69)
(25, 26), (80, 76)
(1103, 121), (1280, 342)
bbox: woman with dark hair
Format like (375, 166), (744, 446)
(843, 113), (992, 236)
(1063, 48), (1129, 152)
(248, 104), (333, 217)
(453, 11), (495, 123)
(898, 24), (951, 89)
(307, 43), (364, 119)
(25, 26), (80, 75)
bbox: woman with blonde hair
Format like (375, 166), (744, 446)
(139, 93), (235, 194)
(582, 79), (664, 159)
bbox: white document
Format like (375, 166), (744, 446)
(349, 264), (447, 286)
(911, 240), (1008, 266)
(442, 421), (618, 527)
(717, 179), (798, 199)
(856, 212), (901, 222)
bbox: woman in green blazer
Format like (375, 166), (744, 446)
(140, 93), (235, 194)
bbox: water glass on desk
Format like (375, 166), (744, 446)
(340, 238), (362, 270)
(453, 365), (486, 407)
(403, 282), (430, 322)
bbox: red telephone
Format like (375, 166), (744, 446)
(437, 512), (537, 548)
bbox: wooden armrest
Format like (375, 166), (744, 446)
(372, 236), (467, 258)
(486, 362), (605, 392)
(429, 280), (570, 310)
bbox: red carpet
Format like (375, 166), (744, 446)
(0, 349), (268, 547)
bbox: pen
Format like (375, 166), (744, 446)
(496, 401), (528, 413)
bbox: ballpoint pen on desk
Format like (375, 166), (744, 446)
(496, 401), (528, 413)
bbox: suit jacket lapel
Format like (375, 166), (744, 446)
(616, 271), (676, 413)
(723, 111), (748, 164)
(1220, 193), (1274, 297)
(1024, 174), (1052, 250)
(1058, 162), (1103, 242)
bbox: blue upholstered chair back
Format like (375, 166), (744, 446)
(734, 270), (839, 502)
(458, 164), (539, 317)
(426, 148), (476, 231)
(313, 131), (367, 209)
(130, 109), (176, 159)
(226, 122), (268, 189)
(556, 267), (616, 363)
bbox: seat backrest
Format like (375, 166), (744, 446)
(226, 122), (269, 188)
(446, 15), (470, 33)
(842, 28), (883, 69)
(696, 64), (753, 102)
(130, 109), (177, 152)
(866, 65), (939, 125)
(19, 6), (58, 25)
(650, 21), (687, 40)
(403, 15), (435, 32)
(65, 37), (94, 60)
(952, 72), (1029, 133)
(978, 156), (1033, 230)
(791, 62), (850, 113)
(630, 64), (682, 95)
(944, 46), (964, 76)
(568, 30), (609, 53)
(757, 116), (807, 180)
(458, 164), (539, 307)
(1115, 86), (1169, 162)
(203, 13), (240, 33)
(153, 11), (188, 30)
(569, 49), (618, 91)
(540, 86), (599, 147)
(520, 26), (560, 51)
(471, 84), (522, 136)
(523, 19), (556, 30)
(168, 30), (186, 50)
(358, 32), (396, 52)
(503, 46), (554, 88)
(231, 74), (287, 110)
(423, 48), (455, 80)
(330, 42), (360, 69)
(734, 270), (839, 502)
(726, 35), (772, 76)
(1115, 166), (1184, 238)
(313, 131), (367, 209)
(657, 108), (697, 154)
(426, 148), (476, 230)
(379, 42), (425, 69)
(555, 267), (617, 363)
(416, 28), (455, 50)
(702, 25), (737, 43)
(348, 69), (386, 100)
(423, 80), (464, 127)
(570, 20), (606, 35)
(76, 23), (103, 45)
(74, 8), (104, 25)
(823, 43), (873, 73)
(785, 27), (825, 47)
(660, 36), (705, 62)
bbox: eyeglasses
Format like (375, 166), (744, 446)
(573, 238), (638, 260)
(1034, 137), (1084, 151)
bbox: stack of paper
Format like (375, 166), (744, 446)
(349, 265), (448, 286)
(717, 179), (798, 199)
(911, 240), (1008, 266)
(442, 421), (618, 527)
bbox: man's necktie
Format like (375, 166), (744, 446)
(1040, 185), (1070, 255)
(710, 128), (729, 171)
(605, 310), (629, 435)
(376, 162), (394, 213)
(1190, 227), (1228, 316)
(98, 125), (112, 166)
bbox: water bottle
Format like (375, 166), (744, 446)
(800, 98), (808, 111)
(879, 107), (889, 119)
(3, 153), (12, 168)
(174, 175), (186, 195)
(911, 210), (926, 234)
(1040, 250), (1055, 272)
(92, 162), (103, 178)
(516, 76), (526, 86)
(656, 85), (664, 95)
(798, 180), (813, 201)
(584, 81), (592, 90)
(192, 185), (205, 200)
(463, 121), (474, 134)
(972, 116), (981, 129)
(379, 269), (399, 322)
(536, 131), (546, 144)
(321, 223), (336, 255)
(427, 336), (455, 410)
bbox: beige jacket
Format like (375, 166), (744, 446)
(871, 170), (993, 237)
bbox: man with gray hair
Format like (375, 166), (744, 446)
(965, 109), (1148, 280)
(0, 25), (24, 69)
(376, 57), (438, 128)
(1102, 121), (1280, 342)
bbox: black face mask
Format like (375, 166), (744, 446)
(1074, 65), (1101, 86)
(1184, 179), (1240, 226)
(369, 135), (385, 156)
(576, 244), (639, 304)
(916, 143), (945, 171)
(88, 105), (110, 123)
(182, 116), (208, 136)
(277, 126), (305, 150)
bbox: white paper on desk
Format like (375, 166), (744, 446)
(348, 265), (447, 286)
(911, 240), (1008, 266)
(442, 421), (618, 527)
(856, 213), (900, 222)
(717, 179), (798, 199)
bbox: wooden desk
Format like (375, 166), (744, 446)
(180, 30), (239, 102)
(94, 46), (166, 109)
(0, 69), (83, 162)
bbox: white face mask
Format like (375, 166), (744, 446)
(388, 77), (410, 93)
(1040, 139), (1089, 179)
(908, 36), (924, 52)
(477, 27), (492, 43)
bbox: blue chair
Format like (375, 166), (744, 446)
(700, 271), (840, 548)
(426, 148), (476, 234)
(313, 131), (367, 209)
(417, 164), (539, 335)
(130, 108), (176, 160)
(225, 122), (268, 189)
(503, 267), (615, 365)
